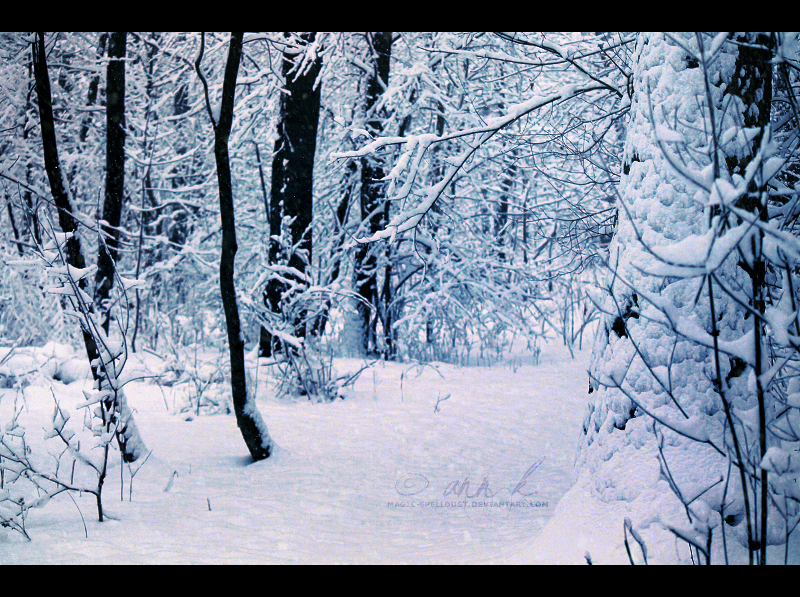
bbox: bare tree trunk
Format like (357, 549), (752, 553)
(32, 31), (145, 464)
(355, 31), (393, 356)
(197, 32), (272, 461)
(5, 200), (23, 255)
(260, 32), (322, 358)
(94, 31), (127, 334)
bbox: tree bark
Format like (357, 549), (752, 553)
(355, 32), (393, 356)
(200, 32), (272, 461)
(260, 32), (322, 358)
(94, 31), (127, 334)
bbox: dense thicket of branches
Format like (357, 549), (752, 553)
(1, 32), (619, 365)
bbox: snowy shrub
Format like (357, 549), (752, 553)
(266, 338), (370, 402)
(0, 250), (75, 347)
(0, 224), (150, 538)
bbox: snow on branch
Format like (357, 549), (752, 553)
(332, 82), (611, 244)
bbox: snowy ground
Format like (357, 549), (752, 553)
(1, 336), (798, 564)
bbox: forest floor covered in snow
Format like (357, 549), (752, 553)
(1, 335), (798, 564)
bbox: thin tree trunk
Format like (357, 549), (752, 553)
(131, 34), (159, 353)
(32, 33), (85, 272)
(252, 140), (269, 229)
(32, 31), (145, 464)
(723, 31), (774, 566)
(198, 32), (272, 461)
(6, 200), (23, 255)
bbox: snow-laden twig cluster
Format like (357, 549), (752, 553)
(1, 222), (149, 536)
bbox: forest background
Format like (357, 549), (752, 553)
(0, 32), (799, 564)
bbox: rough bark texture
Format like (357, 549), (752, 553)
(211, 32), (272, 461)
(260, 32), (322, 358)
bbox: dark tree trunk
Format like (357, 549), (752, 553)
(32, 31), (145, 464)
(6, 200), (23, 255)
(496, 156), (516, 263)
(424, 97), (446, 349)
(94, 31), (127, 334)
(79, 33), (107, 144)
(260, 32), (322, 358)
(31, 34), (85, 272)
(252, 141), (270, 229)
(198, 32), (272, 461)
(168, 82), (193, 250)
(355, 31), (393, 356)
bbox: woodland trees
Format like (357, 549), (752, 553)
(1, 32), (602, 369)
(337, 32), (800, 563)
(29, 31), (147, 465)
(1, 33), (798, 561)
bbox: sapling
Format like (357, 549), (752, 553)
(0, 222), (147, 536)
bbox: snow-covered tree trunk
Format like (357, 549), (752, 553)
(580, 32), (784, 563)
